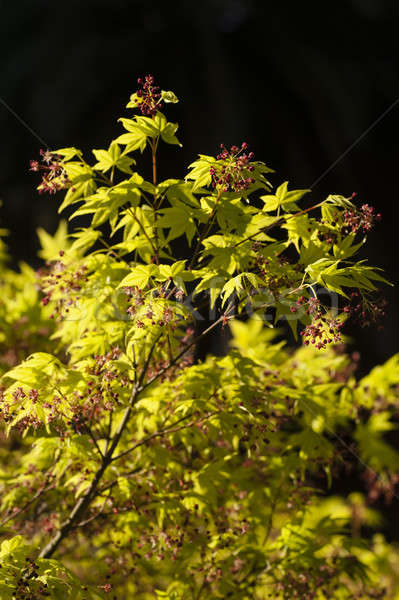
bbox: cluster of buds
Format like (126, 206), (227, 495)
(69, 400), (98, 434)
(295, 297), (344, 349)
(136, 75), (162, 116)
(343, 291), (387, 328)
(343, 203), (381, 234)
(0, 387), (43, 432)
(124, 286), (145, 318)
(30, 149), (69, 195)
(289, 296), (324, 318)
(300, 318), (343, 349)
(134, 524), (187, 563)
(87, 348), (128, 400)
(40, 259), (89, 320)
(41, 395), (63, 426)
(67, 349), (129, 431)
(124, 286), (178, 329)
(14, 557), (51, 599)
(275, 563), (340, 600)
(316, 226), (337, 246)
(210, 143), (255, 192)
(251, 246), (293, 297)
(135, 306), (176, 330)
(362, 468), (399, 504)
(146, 349), (194, 383)
(92, 347), (122, 369)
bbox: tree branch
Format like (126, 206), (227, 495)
(84, 425), (104, 459)
(141, 304), (234, 394)
(111, 410), (218, 463)
(38, 304), (231, 559)
(38, 335), (161, 559)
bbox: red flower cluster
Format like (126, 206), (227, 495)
(343, 203), (381, 234)
(275, 564), (341, 600)
(343, 291), (387, 328)
(30, 149), (69, 195)
(39, 260), (89, 320)
(124, 286), (178, 329)
(124, 286), (145, 317)
(0, 387), (43, 432)
(297, 297), (344, 349)
(363, 468), (399, 504)
(66, 350), (130, 436)
(301, 319), (343, 349)
(136, 75), (162, 116)
(210, 143), (255, 192)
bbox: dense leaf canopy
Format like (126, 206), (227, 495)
(0, 78), (398, 599)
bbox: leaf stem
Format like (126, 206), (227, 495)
(111, 410), (219, 463)
(189, 188), (223, 269)
(233, 200), (325, 248)
(127, 207), (158, 257)
(151, 136), (160, 264)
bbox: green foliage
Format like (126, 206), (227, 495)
(0, 77), (398, 599)
(0, 237), (56, 377)
(0, 536), (103, 599)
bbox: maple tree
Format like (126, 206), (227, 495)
(0, 75), (399, 598)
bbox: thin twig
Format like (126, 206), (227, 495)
(84, 425), (104, 459)
(0, 481), (54, 527)
(112, 410), (218, 463)
(188, 188), (223, 269)
(127, 207), (158, 257)
(76, 490), (111, 528)
(233, 201), (325, 248)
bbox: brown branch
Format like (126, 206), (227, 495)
(84, 425), (104, 459)
(38, 301), (232, 559)
(141, 303), (234, 394)
(38, 334), (160, 559)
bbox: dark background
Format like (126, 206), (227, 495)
(1, 0), (398, 372)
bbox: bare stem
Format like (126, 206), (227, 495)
(112, 410), (219, 463)
(141, 304), (234, 394)
(151, 137), (160, 264)
(127, 207), (158, 257)
(188, 188), (223, 269)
